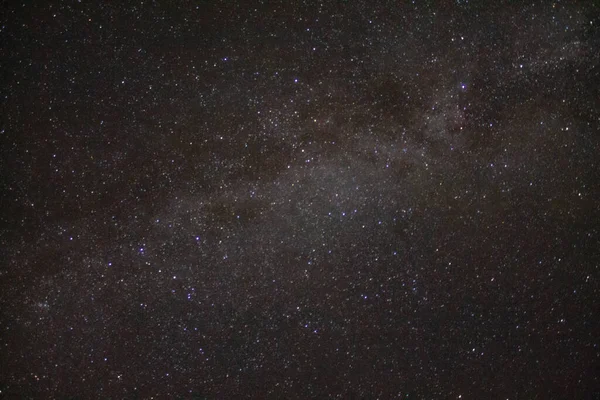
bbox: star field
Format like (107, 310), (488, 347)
(1, 1), (599, 398)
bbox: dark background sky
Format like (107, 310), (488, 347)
(1, 1), (599, 398)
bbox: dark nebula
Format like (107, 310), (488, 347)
(1, 1), (599, 398)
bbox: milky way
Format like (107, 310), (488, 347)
(1, 1), (599, 398)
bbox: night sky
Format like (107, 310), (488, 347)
(1, 1), (600, 398)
